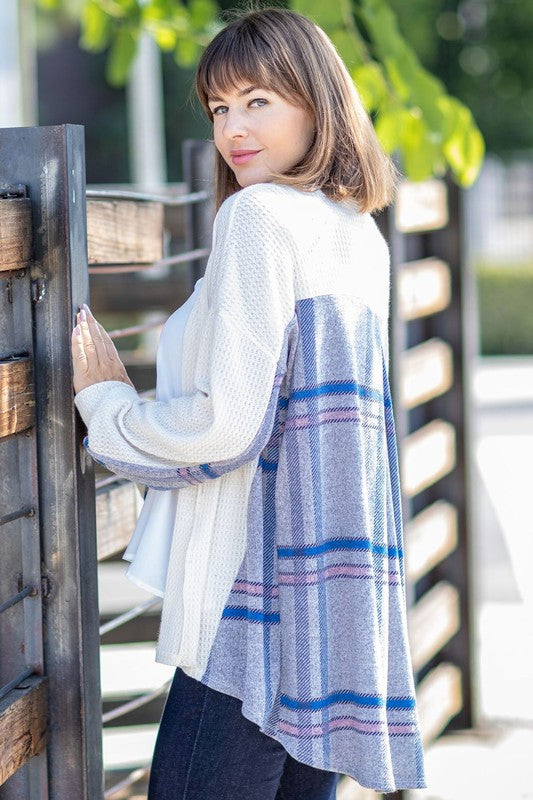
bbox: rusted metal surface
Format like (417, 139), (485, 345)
(0, 124), (103, 799)
(0, 163), (47, 796)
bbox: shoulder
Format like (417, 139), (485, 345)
(215, 183), (310, 234)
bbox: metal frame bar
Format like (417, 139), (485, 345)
(86, 188), (209, 205)
(104, 765), (150, 799)
(99, 598), (162, 636)
(0, 506), (35, 527)
(0, 124), (103, 800)
(0, 585), (36, 614)
(102, 679), (171, 724)
(0, 666), (35, 702)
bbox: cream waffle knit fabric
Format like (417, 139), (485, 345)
(74, 181), (390, 675)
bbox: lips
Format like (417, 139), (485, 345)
(230, 150), (262, 165)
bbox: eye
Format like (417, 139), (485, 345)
(249, 98), (268, 108)
(211, 105), (228, 116)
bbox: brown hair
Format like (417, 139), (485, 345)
(195, 6), (398, 213)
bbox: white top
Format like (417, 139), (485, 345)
(75, 183), (390, 677)
(123, 276), (205, 597)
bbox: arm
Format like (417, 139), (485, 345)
(73, 186), (297, 489)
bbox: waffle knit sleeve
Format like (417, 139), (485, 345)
(74, 184), (297, 489)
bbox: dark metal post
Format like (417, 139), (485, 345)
(182, 139), (215, 287)
(425, 180), (474, 729)
(0, 125), (103, 799)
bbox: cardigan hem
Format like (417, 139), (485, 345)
(179, 668), (427, 793)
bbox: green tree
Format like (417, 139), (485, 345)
(37, 0), (485, 185)
(388, 0), (533, 157)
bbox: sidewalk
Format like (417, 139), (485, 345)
(409, 355), (533, 800)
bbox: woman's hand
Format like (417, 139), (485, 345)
(71, 304), (135, 394)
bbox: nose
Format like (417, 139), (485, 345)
(221, 106), (248, 140)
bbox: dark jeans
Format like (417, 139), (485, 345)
(148, 667), (340, 800)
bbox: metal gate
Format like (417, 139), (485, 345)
(0, 125), (102, 800)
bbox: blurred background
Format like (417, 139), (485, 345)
(1, 1), (532, 798)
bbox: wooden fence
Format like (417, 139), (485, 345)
(0, 124), (474, 800)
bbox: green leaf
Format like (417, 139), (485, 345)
(189, 0), (217, 31)
(80, 1), (111, 51)
(329, 29), (364, 70)
(174, 37), (200, 68)
(290, 0), (345, 31)
(352, 62), (388, 112)
(106, 27), (138, 86)
(438, 96), (485, 186)
(375, 108), (403, 154)
(398, 110), (443, 181)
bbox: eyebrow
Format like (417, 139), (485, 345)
(207, 85), (262, 103)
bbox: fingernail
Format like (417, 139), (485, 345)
(74, 325), (81, 336)
(82, 303), (91, 315)
(79, 309), (86, 322)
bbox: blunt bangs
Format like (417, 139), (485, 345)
(196, 22), (299, 118)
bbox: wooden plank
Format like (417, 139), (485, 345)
(0, 197), (32, 272)
(87, 199), (164, 265)
(0, 676), (47, 786)
(401, 419), (456, 498)
(397, 257), (451, 321)
(399, 337), (454, 409)
(97, 481), (143, 562)
(408, 581), (460, 672)
(405, 500), (459, 583)
(416, 662), (463, 744)
(0, 357), (35, 437)
(395, 178), (448, 233)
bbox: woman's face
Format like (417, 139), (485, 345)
(207, 83), (315, 187)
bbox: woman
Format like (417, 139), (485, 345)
(72, 7), (426, 798)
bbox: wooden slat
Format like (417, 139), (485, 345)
(395, 178), (448, 233)
(0, 676), (47, 785)
(400, 337), (454, 409)
(96, 482), (143, 561)
(416, 662), (463, 744)
(401, 419), (456, 498)
(87, 200), (164, 265)
(397, 257), (451, 321)
(405, 500), (459, 583)
(408, 581), (460, 672)
(0, 357), (35, 438)
(0, 197), (32, 272)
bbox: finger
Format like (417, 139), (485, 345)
(71, 325), (89, 392)
(76, 309), (98, 368)
(82, 306), (114, 364)
(71, 324), (88, 369)
(95, 320), (118, 362)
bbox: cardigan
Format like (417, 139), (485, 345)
(123, 276), (204, 596)
(74, 182), (426, 791)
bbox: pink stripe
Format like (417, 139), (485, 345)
(278, 564), (401, 585)
(283, 408), (376, 430)
(232, 580), (279, 597)
(278, 716), (416, 737)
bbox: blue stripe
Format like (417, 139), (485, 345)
(259, 457), (278, 471)
(280, 691), (416, 711)
(222, 606), (280, 624)
(277, 538), (403, 560)
(200, 463), (218, 479)
(291, 381), (389, 406)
